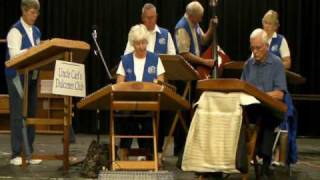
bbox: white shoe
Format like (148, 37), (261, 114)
(9, 157), (42, 165)
(28, 159), (42, 165)
(250, 157), (263, 165)
(271, 161), (285, 167)
(10, 157), (22, 166)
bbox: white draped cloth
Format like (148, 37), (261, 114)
(182, 92), (259, 173)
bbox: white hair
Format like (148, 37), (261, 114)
(21, 0), (40, 11)
(250, 28), (268, 44)
(128, 24), (149, 46)
(186, 1), (204, 16)
(142, 3), (157, 16)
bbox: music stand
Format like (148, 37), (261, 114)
(159, 54), (200, 155)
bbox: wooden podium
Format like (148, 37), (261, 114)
(77, 82), (190, 171)
(159, 54), (200, 155)
(5, 38), (90, 171)
(196, 79), (287, 180)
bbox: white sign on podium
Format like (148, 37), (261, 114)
(53, 60), (86, 97)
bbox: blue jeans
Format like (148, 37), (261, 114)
(6, 74), (37, 158)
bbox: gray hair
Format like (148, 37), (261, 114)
(142, 3), (157, 16)
(21, 0), (40, 11)
(128, 24), (149, 46)
(250, 28), (268, 44)
(186, 1), (204, 16)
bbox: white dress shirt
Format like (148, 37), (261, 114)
(124, 25), (176, 55)
(7, 17), (36, 58)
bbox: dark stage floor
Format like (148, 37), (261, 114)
(0, 134), (319, 179)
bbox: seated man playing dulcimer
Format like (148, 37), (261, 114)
(116, 24), (165, 160)
(241, 28), (288, 178)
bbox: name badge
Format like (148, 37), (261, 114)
(159, 37), (166, 45)
(147, 66), (156, 74)
(126, 68), (133, 74)
(271, 44), (278, 52)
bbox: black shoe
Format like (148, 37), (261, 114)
(261, 163), (274, 178)
(260, 174), (269, 180)
(208, 172), (223, 180)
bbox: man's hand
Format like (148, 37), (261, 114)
(209, 16), (218, 30)
(203, 59), (216, 68)
(116, 75), (125, 83)
(40, 39), (50, 44)
(267, 90), (284, 100)
(203, 16), (218, 45)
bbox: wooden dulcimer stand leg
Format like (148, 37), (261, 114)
(162, 81), (190, 156)
(242, 113), (261, 180)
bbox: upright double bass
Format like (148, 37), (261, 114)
(197, 0), (230, 79)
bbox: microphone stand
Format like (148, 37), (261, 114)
(91, 30), (112, 80)
(91, 28), (112, 143)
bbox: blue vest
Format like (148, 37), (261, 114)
(269, 34), (283, 58)
(154, 27), (169, 54)
(175, 17), (202, 54)
(5, 20), (41, 77)
(121, 51), (159, 82)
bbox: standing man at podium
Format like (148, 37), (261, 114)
(116, 24), (165, 160)
(5, 0), (42, 166)
(241, 28), (287, 178)
(124, 3), (176, 55)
